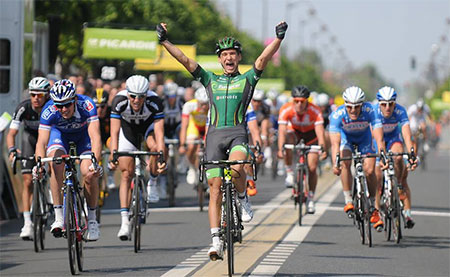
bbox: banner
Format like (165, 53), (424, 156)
(255, 78), (285, 92)
(83, 28), (158, 59)
(135, 45), (197, 71)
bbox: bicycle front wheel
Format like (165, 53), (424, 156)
(75, 193), (85, 272)
(363, 195), (372, 248)
(197, 181), (205, 212)
(296, 167), (305, 226)
(132, 178), (142, 253)
(32, 181), (43, 252)
(225, 184), (234, 276)
(65, 192), (78, 275)
(392, 185), (402, 244)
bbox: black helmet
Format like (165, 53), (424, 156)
(292, 85), (310, 98)
(215, 37), (242, 56)
(93, 88), (108, 106)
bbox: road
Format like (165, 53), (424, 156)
(1, 129), (449, 276)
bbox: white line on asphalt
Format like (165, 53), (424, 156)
(249, 178), (342, 277)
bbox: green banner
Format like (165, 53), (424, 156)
(256, 78), (285, 92)
(83, 28), (158, 59)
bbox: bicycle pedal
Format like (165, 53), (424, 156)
(347, 211), (354, 218)
(209, 253), (223, 261)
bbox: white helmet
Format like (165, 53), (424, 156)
(126, 75), (149, 95)
(315, 93), (330, 106)
(253, 89), (265, 101)
(377, 86), (397, 102)
(267, 89), (279, 100)
(164, 82), (178, 97)
(194, 87), (208, 103)
(343, 86), (365, 104)
(29, 77), (50, 93)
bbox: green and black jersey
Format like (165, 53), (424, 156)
(191, 65), (262, 130)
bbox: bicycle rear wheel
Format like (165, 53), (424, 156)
(65, 192), (78, 275)
(32, 181), (43, 252)
(225, 185), (234, 276)
(296, 168), (305, 226)
(133, 178), (142, 253)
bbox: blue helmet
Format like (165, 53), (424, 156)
(376, 86), (397, 102)
(50, 79), (76, 102)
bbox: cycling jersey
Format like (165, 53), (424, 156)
(111, 90), (164, 149)
(192, 65), (262, 129)
(278, 102), (324, 145)
(252, 101), (271, 126)
(182, 99), (207, 139)
(407, 104), (430, 134)
(163, 95), (183, 138)
(329, 102), (382, 154)
(373, 103), (410, 150)
(39, 94), (98, 155)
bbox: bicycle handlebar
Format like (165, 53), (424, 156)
(283, 143), (322, 151)
(112, 150), (164, 164)
(12, 154), (35, 175)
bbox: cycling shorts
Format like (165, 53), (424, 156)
(20, 131), (37, 174)
(186, 119), (206, 141)
(47, 127), (91, 156)
(374, 135), (404, 163)
(340, 130), (375, 155)
(118, 123), (154, 152)
(205, 126), (248, 179)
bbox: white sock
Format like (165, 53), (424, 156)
(237, 190), (246, 199)
(211, 227), (220, 245)
(120, 210), (129, 225)
(149, 174), (158, 187)
(88, 207), (96, 221)
(308, 191), (314, 200)
(23, 211), (31, 225)
(54, 205), (63, 222)
(343, 191), (352, 204)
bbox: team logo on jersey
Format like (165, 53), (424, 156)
(150, 102), (159, 111)
(42, 108), (53, 120)
(84, 101), (94, 112)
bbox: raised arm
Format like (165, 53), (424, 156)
(254, 22), (288, 71)
(157, 23), (198, 73)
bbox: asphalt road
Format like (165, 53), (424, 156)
(1, 129), (449, 276)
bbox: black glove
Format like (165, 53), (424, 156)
(156, 23), (167, 43)
(275, 22), (288, 40)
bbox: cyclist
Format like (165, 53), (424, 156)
(408, 98), (431, 160)
(179, 87), (209, 186)
(329, 86), (386, 223)
(373, 86), (418, 229)
(35, 79), (103, 241)
(251, 89), (271, 148)
(277, 85), (327, 213)
(157, 21), (287, 259)
(108, 75), (166, 241)
(7, 77), (50, 239)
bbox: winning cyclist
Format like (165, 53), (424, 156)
(329, 86), (386, 224)
(35, 79), (103, 241)
(108, 75), (166, 241)
(179, 87), (209, 186)
(157, 21), (287, 259)
(373, 86), (418, 229)
(7, 77), (50, 239)
(277, 85), (327, 213)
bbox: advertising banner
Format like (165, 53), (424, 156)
(135, 45), (196, 71)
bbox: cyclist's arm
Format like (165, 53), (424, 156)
(160, 41), (198, 73)
(247, 119), (262, 147)
(277, 123), (287, 152)
(372, 127), (386, 154)
(314, 123), (326, 150)
(179, 114), (189, 147)
(401, 123), (415, 152)
(153, 118), (165, 153)
(35, 128), (50, 160)
(87, 120), (102, 163)
(254, 38), (282, 71)
(6, 128), (18, 151)
(109, 118), (121, 154)
(329, 132), (341, 166)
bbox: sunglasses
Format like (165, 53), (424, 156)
(129, 93), (146, 100)
(380, 101), (395, 107)
(345, 103), (362, 110)
(30, 93), (46, 99)
(96, 103), (106, 108)
(54, 100), (75, 109)
(293, 98), (307, 104)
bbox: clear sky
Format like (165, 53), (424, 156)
(214, 0), (449, 92)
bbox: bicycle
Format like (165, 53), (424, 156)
(188, 139), (207, 212)
(112, 150), (164, 253)
(165, 138), (179, 207)
(380, 149), (415, 243)
(335, 146), (378, 247)
(199, 152), (257, 277)
(284, 140), (322, 226)
(96, 150), (111, 224)
(12, 154), (52, 252)
(39, 150), (97, 275)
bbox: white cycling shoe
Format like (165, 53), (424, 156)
(208, 241), (224, 261)
(147, 182), (159, 203)
(307, 199), (316, 214)
(86, 220), (100, 241)
(19, 223), (33, 240)
(239, 195), (254, 223)
(186, 168), (197, 185)
(285, 171), (295, 188)
(117, 222), (131, 241)
(51, 219), (64, 238)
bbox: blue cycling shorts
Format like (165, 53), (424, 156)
(47, 127), (92, 155)
(340, 130), (375, 155)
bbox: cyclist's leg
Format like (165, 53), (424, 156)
(77, 133), (99, 216)
(20, 134), (36, 238)
(306, 150), (319, 193)
(283, 130), (296, 187)
(145, 128), (161, 202)
(339, 132), (353, 211)
(400, 161), (415, 227)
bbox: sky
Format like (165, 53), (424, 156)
(214, 0), (450, 92)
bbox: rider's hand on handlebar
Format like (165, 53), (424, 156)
(157, 161), (167, 174)
(8, 147), (19, 163)
(332, 165), (341, 176)
(179, 145), (186, 155)
(32, 165), (45, 179)
(89, 163), (104, 177)
(108, 153), (117, 171)
(320, 148), (328, 161)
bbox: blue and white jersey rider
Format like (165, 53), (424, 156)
(40, 92), (98, 155)
(329, 90), (382, 154)
(373, 103), (409, 149)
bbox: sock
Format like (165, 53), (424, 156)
(120, 208), (129, 225)
(23, 211), (31, 225)
(369, 197), (375, 209)
(403, 209), (412, 217)
(149, 174), (158, 186)
(237, 190), (246, 199)
(88, 207), (97, 221)
(211, 227), (220, 245)
(54, 205), (63, 222)
(343, 191), (352, 204)
(308, 191), (314, 200)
